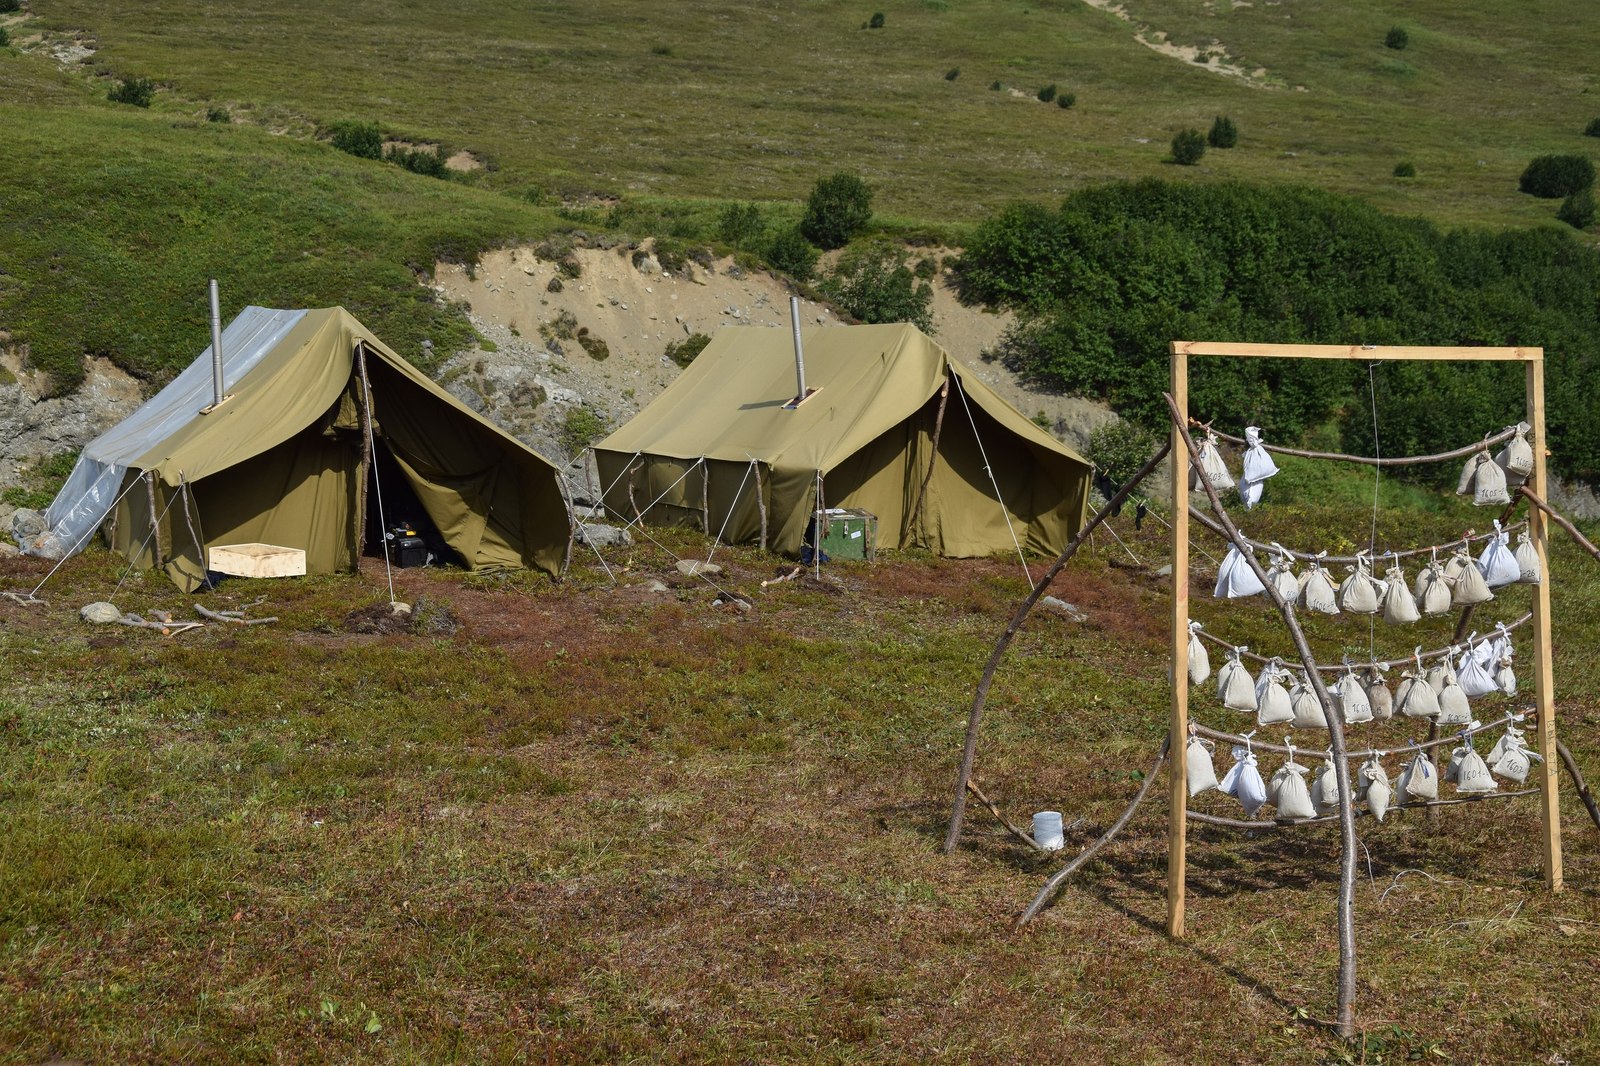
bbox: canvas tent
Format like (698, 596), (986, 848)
(593, 323), (1091, 558)
(26, 306), (568, 590)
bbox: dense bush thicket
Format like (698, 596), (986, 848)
(1559, 188), (1595, 230)
(817, 240), (935, 332)
(107, 77), (155, 107)
(800, 172), (873, 250)
(1519, 154), (1595, 199)
(1171, 129), (1206, 166)
(329, 121), (383, 159)
(956, 180), (1600, 482)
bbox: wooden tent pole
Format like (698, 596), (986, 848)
(354, 343), (374, 556)
(144, 471), (163, 569)
(754, 461), (769, 551)
(1168, 345), (1189, 939)
(1527, 354), (1563, 891)
(701, 458), (711, 535)
(907, 380), (950, 543)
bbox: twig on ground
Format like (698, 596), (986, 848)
(194, 604), (277, 625)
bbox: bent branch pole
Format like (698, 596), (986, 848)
(1556, 738), (1600, 835)
(966, 778), (1045, 852)
(1018, 736), (1169, 925)
(1519, 487), (1600, 563)
(1165, 392), (1360, 1040)
(943, 438), (1172, 854)
(1201, 423), (1516, 468)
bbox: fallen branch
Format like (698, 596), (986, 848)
(1, 591), (46, 606)
(944, 437), (1172, 853)
(965, 778), (1045, 853)
(193, 604), (278, 625)
(1018, 737), (1169, 925)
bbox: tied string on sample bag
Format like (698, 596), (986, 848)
(1337, 550), (1385, 615)
(1458, 446), (1510, 507)
(1298, 552), (1340, 616)
(1360, 755), (1392, 822)
(1218, 646), (1258, 713)
(1190, 430), (1237, 493)
(1269, 743), (1317, 820)
(1289, 669), (1328, 731)
(1255, 657), (1296, 727)
(1494, 422), (1535, 489)
(1239, 426), (1280, 510)
(1218, 734), (1269, 817)
(1364, 663), (1394, 721)
(1513, 529), (1542, 584)
(1397, 742), (1439, 803)
(1396, 647), (1442, 720)
(1265, 543), (1300, 603)
(1215, 542), (1267, 599)
(1187, 620), (1211, 686)
(1382, 553), (1421, 625)
(1477, 520), (1521, 589)
(1187, 728), (1220, 796)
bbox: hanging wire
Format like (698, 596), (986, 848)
(25, 471), (146, 599)
(359, 354), (396, 605)
(556, 471), (616, 585)
(952, 376), (1032, 586)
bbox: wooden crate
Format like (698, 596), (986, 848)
(208, 543), (307, 578)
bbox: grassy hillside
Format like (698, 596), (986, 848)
(2, 501), (1598, 1062)
(21, 0), (1600, 230)
(0, 47), (578, 389)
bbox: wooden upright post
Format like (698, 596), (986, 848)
(1527, 352), (1563, 892)
(1168, 343), (1189, 938)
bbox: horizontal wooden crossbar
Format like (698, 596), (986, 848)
(1173, 341), (1540, 362)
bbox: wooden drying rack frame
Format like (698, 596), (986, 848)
(1166, 342), (1561, 940)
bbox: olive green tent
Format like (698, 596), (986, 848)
(33, 306), (568, 590)
(593, 323), (1090, 558)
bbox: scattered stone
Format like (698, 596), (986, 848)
(0, 540), (19, 558)
(644, 579), (670, 593)
(1038, 595), (1086, 622)
(9, 508), (45, 546)
(1154, 563), (1174, 577)
(579, 523), (633, 548)
(675, 559), (723, 577)
(80, 601), (122, 624)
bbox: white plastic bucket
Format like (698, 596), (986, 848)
(1032, 810), (1065, 851)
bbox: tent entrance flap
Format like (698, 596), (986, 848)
(364, 438), (458, 567)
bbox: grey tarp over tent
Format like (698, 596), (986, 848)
(26, 306), (569, 589)
(593, 323), (1091, 557)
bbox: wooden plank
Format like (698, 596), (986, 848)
(1168, 343), (1189, 939)
(1528, 356), (1563, 892)
(1174, 341), (1536, 362)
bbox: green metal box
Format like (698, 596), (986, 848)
(819, 508), (876, 562)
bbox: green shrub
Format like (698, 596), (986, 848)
(800, 171), (873, 249)
(206, 106), (229, 123)
(765, 226), (821, 282)
(665, 333), (712, 368)
(1587, 119), (1600, 138)
(107, 77), (155, 108)
(0, 1), (18, 14)
(1393, 161), (1416, 178)
(385, 144), (450, 179)
(1519, 154), (1596, 198)
(0, 26), (10, 47)
(818, 239), (935, 332)
(868, 12), (885, 28)
(576, 331), (609, 361)
(329, 120), (383, 159)
(1037, 84), (1057, 103)
(1385, 26), (1408, 50)
(1170, 128), (1206, 166)
(1057, 93), (1076, 109)
(990, 80), (1003, 91)
(560, 406), (609, 454)
(1207, 115), (1237, 149)
(650, 44), (672, 56)
(717, 202), (764, 249)
(1558, 188), (1596, 230)
(1088, 420), (1160, 488)
(945, 67), (960, 81)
